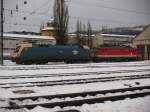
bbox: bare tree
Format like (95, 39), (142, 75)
(76, 19), (80, 41)
(76, 19), (82, 46)
(87, 21), (92, 48)
(39, 21), (44, 33)
(82, 23), (87, 45)
(53, 0), (69, 45)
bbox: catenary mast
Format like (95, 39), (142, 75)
(0, 0), (4, 65)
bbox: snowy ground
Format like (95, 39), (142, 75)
(29, 96), (150, 112)
(0, 60), (150, 112)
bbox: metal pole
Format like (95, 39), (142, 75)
(0, 0), (4, 65)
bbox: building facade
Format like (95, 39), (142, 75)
(95, 34), (135, 47)
(67, 33), (135, 49)
(133, 25), (150, 60)
(67, 34), (95, 48)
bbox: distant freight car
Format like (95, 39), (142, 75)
(11, 43), (92, 64)
(93, 45), (141, 62)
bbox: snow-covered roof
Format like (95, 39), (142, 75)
(48, 18), (54, 23)
(68, 33), (95, 37)
(42, 27), (55, 31)
(101, 34), (135, 38)
(4, 33), (55, 40)
(134, 25), (150, 41)
(68, 33), (76, 36)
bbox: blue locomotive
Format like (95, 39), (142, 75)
(11, 43), (92, 64)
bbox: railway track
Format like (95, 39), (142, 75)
(0, 73), (150, 88)
(0, 68), (150, 80)
(1, 62), (150, 71)
(2, 85), (150, 109)
(1, 61), (150, 111)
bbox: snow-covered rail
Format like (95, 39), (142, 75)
(0, 62), (150, 71)
(0, 73), (150, 88)
(1, 61), (150, 112)
(0, 68), (150, 80)
(2, 85), (150, 109)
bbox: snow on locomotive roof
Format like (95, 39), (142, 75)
(101, 34), (136, 38)
(3, 33), (55, 40)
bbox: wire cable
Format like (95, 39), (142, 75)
(71, 1), (150, 16)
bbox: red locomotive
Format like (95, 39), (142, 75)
(93, 44), (141, 62)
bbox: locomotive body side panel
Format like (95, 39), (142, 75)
(93, 47), (140, 62)
(14, 45), (92, 64)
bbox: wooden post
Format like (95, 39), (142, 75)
(144, 45), (148, 60)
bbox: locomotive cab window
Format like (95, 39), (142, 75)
(14, 46), (21, 53)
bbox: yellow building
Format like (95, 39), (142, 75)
(41, 19), (57, 38)
(41, 27), (57, 37)
(133, 25), (150, 60)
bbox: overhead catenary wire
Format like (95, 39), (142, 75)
(3, 0), (150, 26)
(4, 23), (40, 32)
(25, 0), (52, 17)
(4, 11), (140, 27)
(3, 14), (142, 32)
(4, 8), (140, 25)
(4, 8), (49, 16)
(4, 0), (52, 17)
(3, 0), (150, 32)
(4, 14), (133, 29)
(4, 0), (150, 16)
(70, 16), (133, 25)
(70, 0), (150, 16)
(4, 22), (41, 27)
(3, 0), (53, 32)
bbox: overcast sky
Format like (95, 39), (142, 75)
(3, 0), (150, 33)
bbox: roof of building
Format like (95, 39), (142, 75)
(47, 18), (54, 23)
(68, 33), (95, 37)
(4, 33), (55, 40)
(134, 25), (150, 41)
(100, 34), (135, 38)
(42, 27), (55, 31)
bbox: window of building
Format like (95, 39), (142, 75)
(9, 42), (12, 45)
